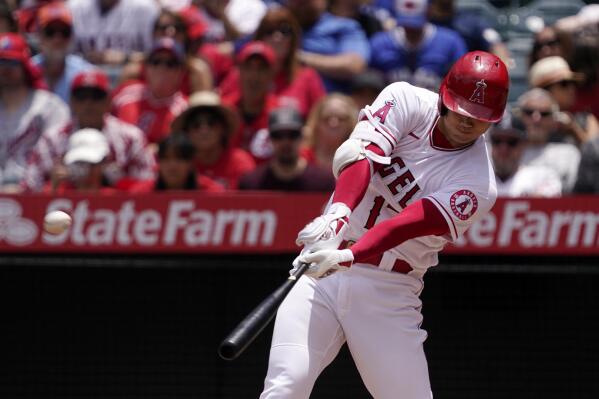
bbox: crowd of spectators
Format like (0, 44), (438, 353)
(0, 0), (598, 196)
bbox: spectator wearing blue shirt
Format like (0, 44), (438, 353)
(31, 2), (93, 103)
(369, 0), (466, 92)
(287, 0), (371, 93)
(428, 0), (510, 66)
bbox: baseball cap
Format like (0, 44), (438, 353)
(529, 56), (584, 88)
(171, 91), (238, 136)
(71, 70), (110, 93)
(64, 128), (110, 165)
(269, 107), (304, 133)
(395, 0), (428, 28)
(0, 33), (30, 62)
(178, 5), (208, 40)
(237, 41), (275, 66)
(148, 37), (185, 62)
(37, 2), (72, 29)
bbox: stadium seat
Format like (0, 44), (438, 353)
(524, 0), (586, 26)
(456, 0), (499, 26)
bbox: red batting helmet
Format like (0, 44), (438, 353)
(439, 51), (509, 123)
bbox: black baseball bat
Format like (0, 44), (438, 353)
(218, 262), (310, 361)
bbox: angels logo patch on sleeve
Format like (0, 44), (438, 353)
(450, 190), (478, 220)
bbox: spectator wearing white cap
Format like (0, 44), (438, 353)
(369, 0), (467, 92)
(45, 127), (116, 194)
(24, 69), (156, 192)
(529, 56), (599, 146)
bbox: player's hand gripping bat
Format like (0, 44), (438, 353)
(218, 262), (310, 361)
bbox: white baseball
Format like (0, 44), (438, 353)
(43, 210), (72, 235)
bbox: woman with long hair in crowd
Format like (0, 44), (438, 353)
(301, 93), (358, 170)
(219, 7), (325, 118)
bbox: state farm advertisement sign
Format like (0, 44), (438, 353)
(0, 194), (598, 255)
(0, 193), (327, 253)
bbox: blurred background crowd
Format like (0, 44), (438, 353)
(0, 0), (598, 196)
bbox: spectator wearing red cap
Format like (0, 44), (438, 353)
(69, 0), (159, 65)
(31, 2), (94, 103)
(219, 7), (325, 119)
(111, 38), (188, 144)
(221, 41), (280, 163)
(128, 132), (224, 193)
(0, 32), (69, 192)
(119, 7), (213, 95)
(171, 91), (255, 189)
(24, 69), (156, 192)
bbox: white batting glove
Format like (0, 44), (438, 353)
(296, 248), (354, 278)
(295, 203), (351, 251)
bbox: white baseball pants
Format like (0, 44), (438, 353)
(260, 263), (433, 399)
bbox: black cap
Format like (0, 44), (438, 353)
(269, 107), (303, 133)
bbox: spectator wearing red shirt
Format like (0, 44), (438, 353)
(24, 70), (156, 192)
(119, 7), (213, 95)
(171, 91), (255, 189)
(128, 132), (224, 193)
(220, 41), (279, 162)
(111, 38), (188, 144)
(45, 128), (117, 195)
(219, 8), (325, 119)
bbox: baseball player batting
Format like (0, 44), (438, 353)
(260, 51), (509, 398)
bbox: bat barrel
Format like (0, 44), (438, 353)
(218, 263), (309, 361)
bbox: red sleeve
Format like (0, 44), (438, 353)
(350, 198), (450, 263)
(331, 143), (386, 210)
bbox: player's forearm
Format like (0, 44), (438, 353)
(350, 198), (449, 262)
(298, 51), (366, 79)
(332, 144), (385, 210)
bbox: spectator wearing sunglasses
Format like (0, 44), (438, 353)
(119, 7), (214, 95)
(221, 41), (280, 163)
(238, 107), (334, 192)
(128, 132), (224, 193)
(24, 70), (156, 192)
(111, 38), (188, 145)
(528, 26), (571, 69)
(490, 114), (561, 197)
(529, 55), (599, 146)
(171, 91), (255, 189)
(220, 7), (325, 119)
(0, 32), (69, 193)
(31, 2), (94, 103)
(514, 88), (580, 193)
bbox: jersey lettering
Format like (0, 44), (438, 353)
(371, 100), (395, 124)
(364, 195), (385, 229)
(469, 79), (487, 104)
(377, 155), (421, 209)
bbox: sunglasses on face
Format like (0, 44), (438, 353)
(533, 38), (559, 50)
(545, 80), (576, 89)
(521, 108), (552, 118)
(146, 57), (181, 69)
(263, 24), (293, 37)
(71, 88), (107, 101)
(43, 26), (72, 39)
(187, 114), (221, 129)
(270, 130), (301, 141)
(155, 23), (185, 34)
(491, 136), (521, 148)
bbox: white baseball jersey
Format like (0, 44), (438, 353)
(68, 0), (159, 55)
(346, 82), (497, 276)
(0, 90), (70, 187)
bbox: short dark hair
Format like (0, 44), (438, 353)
(155, 132), (197, 190)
